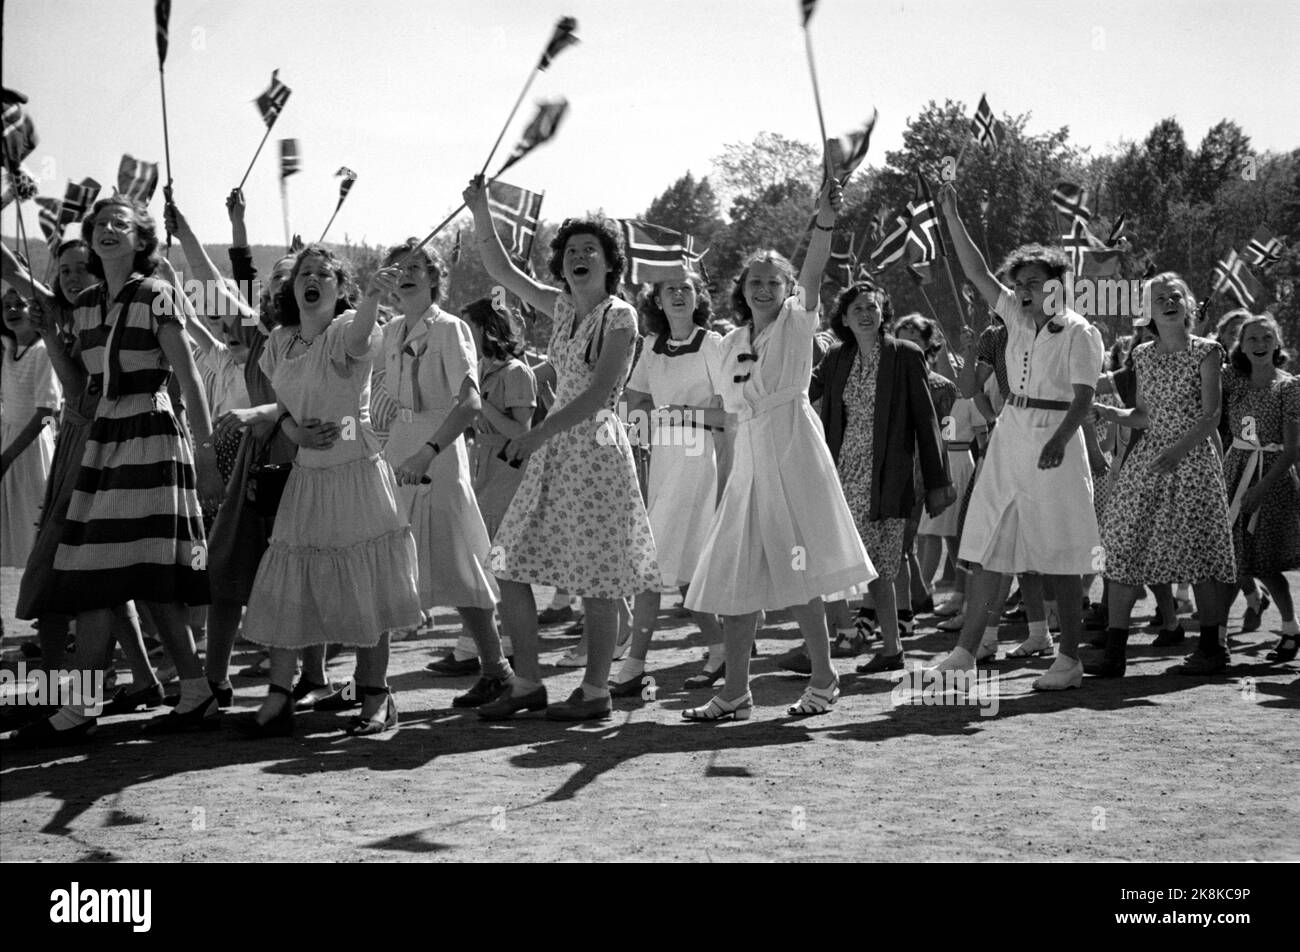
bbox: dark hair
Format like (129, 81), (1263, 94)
(383, 238), (448, 305)
(829, 281), (893, 345)
(548, 217), (625, 295)
(461, 296), (525, 361)
(1229, 313), (1288, 373)
(274, 245), (359, 327)
(51, 239), (93, 309)
(729, 250), (798, 326)
(80, 196), (162, 279)
(998, 243), (1069, 285)
(1, 287), (26, 346)
(894, 312), (941, 358)
(638, 274), (712, 338)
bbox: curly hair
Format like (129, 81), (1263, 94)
(382, 238), (448, 305)
(829, 281), (893, 345)
(80, 196), (162, 280)
(997, 243), (1069, 285)
(1139, 271), (1197, 336)
(274, 245), (359, 327)
(1229, 313), (1288, 373)
(461, 296), (525, 361)
(730, 250), (798, 326)
(638, 274), (712, 338)
(548, 216), (625, 295)
(893, 312), (942, 358)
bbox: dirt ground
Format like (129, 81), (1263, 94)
(2, 566), (1297, 863)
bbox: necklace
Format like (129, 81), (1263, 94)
(290, 330), (315, 351)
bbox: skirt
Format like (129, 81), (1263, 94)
(644, 432), (718, 587)
(1223, 447), (1300, 577)
(242, 453), (422, 648)
(918, 447), (974, 537)
(2, 418), (56, 568)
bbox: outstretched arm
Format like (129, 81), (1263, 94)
(464, 176), (558, 317)
(937, 183), (1004, 309)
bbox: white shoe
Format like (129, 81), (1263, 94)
(1032, 655), (1083, 691)
(934, 595), (965, 617)
(1009, 630), (1055, 658)
(976, 636), (998, 662)
(931, 646), (976, 673)
(937, 611), (966, 632)
(556, 646), (587, 668)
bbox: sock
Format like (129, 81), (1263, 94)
(451, 632), (478, 661)
(1245, 592), (1261, 612)
(174, 676), (214, 714)
(580, 681), (610, 700)
(1028, 619), (1049, 642)
(1281, 619), (1299, 635)
(1198, 624), (1225, 655)
(617, 657), (646, 682)
(703, 644), (724, 672)
(982, 624), (999, 646)
(49, 706), (93, 730)
(1044, 599), (1059, 631)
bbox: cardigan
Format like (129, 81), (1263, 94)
(810, 334), (951, 521)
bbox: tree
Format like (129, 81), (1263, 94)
(711, 132), (820, 212)
(641, 171), (724, 246)
(1187, 120), (1252, 204)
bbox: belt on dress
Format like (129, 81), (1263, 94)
(733, 387), (805, 423)
(1227, 436), (1284, 533)
(945, 441), (973, 451)
(1006, 393), (1071, 411)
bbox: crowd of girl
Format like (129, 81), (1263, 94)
(1, 171), (1296, 748)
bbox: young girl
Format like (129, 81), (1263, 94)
(1220, 314), (1299, 661)
(239, 246), (422, 736)
(461, 175), (659, 722)
(380, 241), (511, 710)
(1, 287), (60, 568)
(681, 178), (878, 721)
(1090, 273), (1236, 677)
(612, 271), (724, 695)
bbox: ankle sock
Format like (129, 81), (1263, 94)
(1198, 624), (1225, 655)
(617, 657), (646, 682)
(49, 706), (93, 730)
(174, 676), (214, 714)
(546, 592), (567, 610)
(1281, 619), (1299, 636)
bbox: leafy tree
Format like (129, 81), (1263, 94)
(641, 171), (724, 246)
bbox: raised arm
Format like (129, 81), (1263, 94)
(464, 176), (558, 316)
(165, 199), (258, 328)
(797, 177), (842, 312)
(937, 183), (1004, 308)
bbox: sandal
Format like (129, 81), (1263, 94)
(346, 687), (398, 736)
(1008, 631), (1054, 658)
(787, 680), (840, 717)
(682, 692), (753, 722)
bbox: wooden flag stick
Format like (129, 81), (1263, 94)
(953, 138), (970, 178)
(158, 68), (176, 249)
(237, 125), (274, 191)
(916, 283), (944, 327)
(479, 69), (542, 178)
(803, 27), (831, 179)
(318, 201), (344, 244)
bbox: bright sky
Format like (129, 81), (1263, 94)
(5, 0), (1298, 249)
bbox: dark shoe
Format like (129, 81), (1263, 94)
(608, 673), (649, 698)
(1266, 634), (1298, 663)
(477, 684), (548, 720)
(774, 647), (812, 674)
(545, 688), (612, 721)
(142, 693), (222, 733)
(1087, 630), (1110, 649)
(1144, 605), (1168, 630)
(1151, 625), (1187, 647)
(1241, 594), (1271, 633)
(856, 651), (904, 673)
(235, 685), (294, 738)
(313, 682), (362, 711)
(912, 594), (936, 614)
(453, 676), (510, 708)
(1168, 649), (1229, 675)
(164, 679), (235, 709)
(1083, 605), (1108, 631)
(425, 654), (481, 677)
(346, 688), (398, 736)
(292, 678), (335, 711)
(1083, 654), (1126, 677)
(11, 716), (98, 748)
(683, 664), (725, 689)
(104, 682), (165, 716)
(537, 605), (575, 625)
(19, 640), (42, 659)
(830, 630), (869, 658)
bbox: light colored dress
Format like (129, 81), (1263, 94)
(686, 297), (876, 614)
(243, 314), (421, 646)
(491, 295), (660, 599)
(626, 327), (722, 587)
(958, 291), (1104, 574)
(382, 305), (499, 610)
(919, 395), (979, 537)
(471, 355), (536, 537)
(2, 337), (60, 567)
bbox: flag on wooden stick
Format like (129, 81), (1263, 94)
(256, 70), (292, 127)
(280, 139), (301, 179)
(117, 154), (159, 203)
(155, 0), (171, 67)
(498, 99), (569, 174)
(538, 16), (579, 70)
(59, 178), (101, 225)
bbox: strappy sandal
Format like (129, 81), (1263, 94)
(346, 687), (398, 736)
(682, 692), (753, 722)
(1008, 632), (1054, 658)
(787, 680), (840, 717)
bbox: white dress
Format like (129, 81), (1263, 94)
(686, 298), (876, 614)
(958, 291), (1104, 574)
(918, 396), (980, 537)
(381, 306), (499, 610)
(626, 327), (723, 587)
(1, 338), (61, 567)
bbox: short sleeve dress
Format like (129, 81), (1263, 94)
(381, 306), (499, 610)
(1220, 370), (1300, 578)
(1, 337), (61, 567)
(626, 327), (723, 587)
(686, 298), (876, 614)
(1100, 337), (1236, 586)
(490, 295), (660, 600)
(472, 355), (537, 537)
(242, 315), (422, 646)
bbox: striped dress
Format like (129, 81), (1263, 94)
(47, 276), (209, 611)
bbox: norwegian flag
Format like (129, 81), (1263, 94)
(0, 164), (38, 209)
(155, 0), (171, 67)
(538, 16), (579, 70)
(2, 90), (39, 170)
(907, 261), (934, 286)
(334, 167), (357, 207)
(1051, 180), (1092, 224)
(1213, 250), (1264, 308)
(826, 109), (877, 184)
(824, 231), (856, 288)
(256, 70), (292, 128)
(280, 139), (301, 179)
(904, 172), (946, 267)
(620, 219), (706, 285)
(1105, 213), (1127, 247)
(1060, 218), (1104, 274)
(869, 209), (909, 271)
(801, 0), (818, 27)
(117, 154), (159, 204)
(59, 177), (101, 225)
(488, 179), (545, 260)
(1244, 226), (1285, 269)
(35, 195), (63, 251)
(970, 94), (1004, 152)
(498, 99), (568, 174)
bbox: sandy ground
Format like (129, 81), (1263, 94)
(1, 566), (1297, 863)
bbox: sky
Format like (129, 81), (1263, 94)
(4, 0), (1299, 250)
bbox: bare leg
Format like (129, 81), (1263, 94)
(1046, 574), (1083, 660)
(720, 611), (760, 701)
(354, 632), (391, 719)
(1259, 573), (1295, 622)
(111, 602), (157, 687)
(626, 589), (660, 663)
(498, 579), (539, 685)
(867, 578), (901, 656)
(459, 605), (509, 679)
(143, 600), (204, 680)
(581, 596), (619, 693)
(790, 599), (836, 689)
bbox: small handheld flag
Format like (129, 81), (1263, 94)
(825, 231), (857, 288)
(318, 167), (358, 243)
(256, 70), (292, 128)
(59, 178), (101, 225)
(1051, 181), (1092, 224)
(498, 99), (569, 174)
(1213, 250), (1264, 308)
(905, 172), (946, 266)
(539, 16), (579, 70)
(280, 139), (301, 179)
(1244, 226), (1285, 269)
(117, 154), (160, 204)
(801, 0), (818, 27)
(825, 109), (877, 184)
(2, 90), (39, 171)
(970, 94), (1004, 152)
(1105, 213), (1127, 248)
(488, 180), (545, 261)
(0, 164), (38, 209)
(869, 211), (909, 271)
(35, 195), (62, 251)
(155, 0), (171, 67)
(1060, 219), (1104, 274)
(619, 220), (706, 285)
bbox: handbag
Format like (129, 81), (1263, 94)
(246, 415), (293, 517)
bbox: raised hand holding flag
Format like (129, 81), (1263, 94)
(319, 167), (358, 243)
(239, 70), (292, 190)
